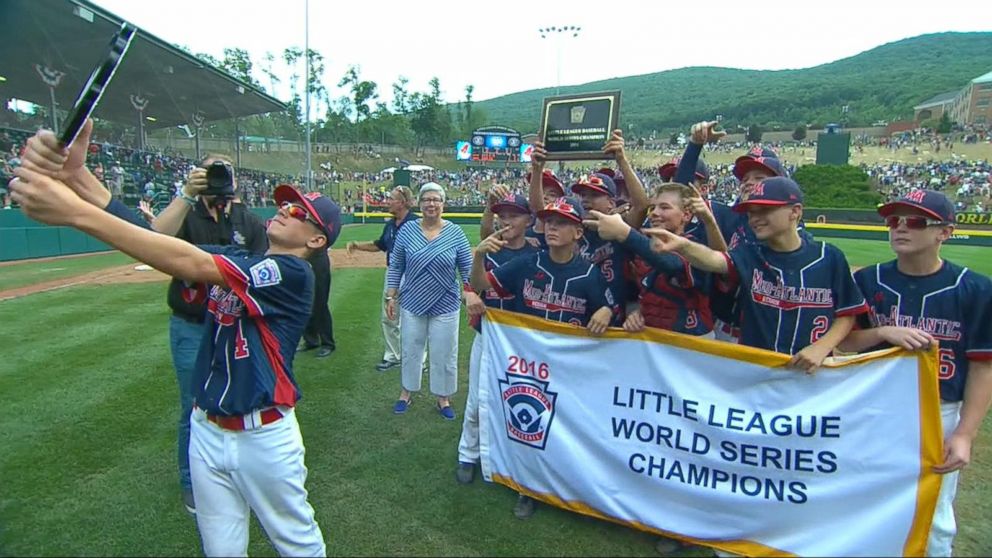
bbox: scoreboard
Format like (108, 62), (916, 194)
(455, 125), (531, 163)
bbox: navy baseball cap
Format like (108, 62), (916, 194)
(526, 169), (565, 196)
(732, 177), (804, 213)
(878, 190), (955, 223)
(274, 185), (342, 245)
(490, 193), (532, 215)
(537, 196), (585, 224)
(597, 167), (631, 199)
(570, 173), (618, 198)
(658, 157), (710, 182)
(732, 155), (787, 181)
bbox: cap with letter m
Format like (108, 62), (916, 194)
(732, 177), (804, 213)
(658, 156), (710, 182)
(878, 189), (955, 223)
(490, 193), (532, 215)
(537, 196), (585, 224)
(570, 173), (618, 199)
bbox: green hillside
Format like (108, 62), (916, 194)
(475, 32), (992, 135)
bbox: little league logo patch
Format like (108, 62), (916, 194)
(499, 373), (558, 450)
(249, 259), (282, 288)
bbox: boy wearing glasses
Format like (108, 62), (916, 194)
(10, 123), (338, 557)
(838, 190), (992, 557)
(638, 177), (867, 372)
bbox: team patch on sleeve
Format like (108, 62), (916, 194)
(249, 258), (283, 288)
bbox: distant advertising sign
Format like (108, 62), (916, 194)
(455, 140), (472, 161)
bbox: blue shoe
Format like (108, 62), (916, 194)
(437, 402), (455, 421)
(393, 399), (411, 414)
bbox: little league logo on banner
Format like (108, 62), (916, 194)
(477, 309), (942, 557)
(499, 373), (557, 449)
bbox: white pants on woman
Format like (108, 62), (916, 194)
(400, 308), (459, 396)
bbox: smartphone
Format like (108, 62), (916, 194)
(59, 22), (137, 147)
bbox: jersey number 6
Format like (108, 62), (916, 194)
(938, 348), (956, 380)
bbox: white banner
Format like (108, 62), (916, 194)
(478, 309), (942, 557)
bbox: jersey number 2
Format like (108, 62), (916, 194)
(234, 322), (250, 360)
(810, 316), (829, 344)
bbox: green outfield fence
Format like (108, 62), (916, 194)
(2, 207), (991, 262)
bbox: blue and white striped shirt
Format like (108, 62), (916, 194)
(387, 219), (473, 316)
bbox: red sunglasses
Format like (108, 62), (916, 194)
(281, 202), (322, 229)
(885, 215), (945, 230)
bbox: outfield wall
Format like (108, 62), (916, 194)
(2, 207), (990, 262)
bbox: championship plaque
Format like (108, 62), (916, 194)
(539, 90), (621, 160)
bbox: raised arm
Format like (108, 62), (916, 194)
(480, 183), (511, 239)
(470, 228), (508, 293)
(603, 130), (648, 227)
(11, 167), (226, 287)
(528, 142), (548, 229)
(686, 185), (729, 252)
(151, 168), (208, 235)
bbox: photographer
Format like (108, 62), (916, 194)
(149, 155), (268, 515)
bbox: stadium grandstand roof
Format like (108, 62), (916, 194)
(0, 0), (286, 130)
(972, 70), (992, 84)
(913, 90), (960, 110)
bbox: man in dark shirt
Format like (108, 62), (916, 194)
(148, 156), (268, 514)
(346, 186), (418, 371)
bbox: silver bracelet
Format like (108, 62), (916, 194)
(179, 192), (197, 206)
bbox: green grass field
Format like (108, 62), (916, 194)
(1, 226), (990, 556)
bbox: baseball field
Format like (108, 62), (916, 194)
(1, 224), (990, 556)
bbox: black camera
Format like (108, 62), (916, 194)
(203, 161), (235, 199)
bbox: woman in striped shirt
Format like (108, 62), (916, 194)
(385, 183), (482, 419)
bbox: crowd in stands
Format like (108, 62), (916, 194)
(3, 122), (990, 216)
(0, 126), (297, 210)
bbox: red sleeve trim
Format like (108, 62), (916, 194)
(487, 270), (512, 298)
(836, 302), (869, 317)
(721, 251), (739, 282)
(212, 255), (263, 317)
(966, 350), (992, 361)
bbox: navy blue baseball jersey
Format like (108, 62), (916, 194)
(524, 224), (548, 250)
(576, 228), (629, 325)
(854, 260), (992, 402)
(192, 246), (314, 416)
(721, 239), (867, 354)
(373, 211), (418, 267)
(625, 229), (714, 335)
(489, 251), (614, 327)
(471, 243), (540, 332)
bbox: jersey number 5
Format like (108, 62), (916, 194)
(601, 259), (614, 282)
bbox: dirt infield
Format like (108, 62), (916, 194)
(0, 249), (386, 301)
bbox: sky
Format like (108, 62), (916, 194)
(90, 0), (989, 110)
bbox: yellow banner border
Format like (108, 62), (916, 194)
(483, 308), (942, 557)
